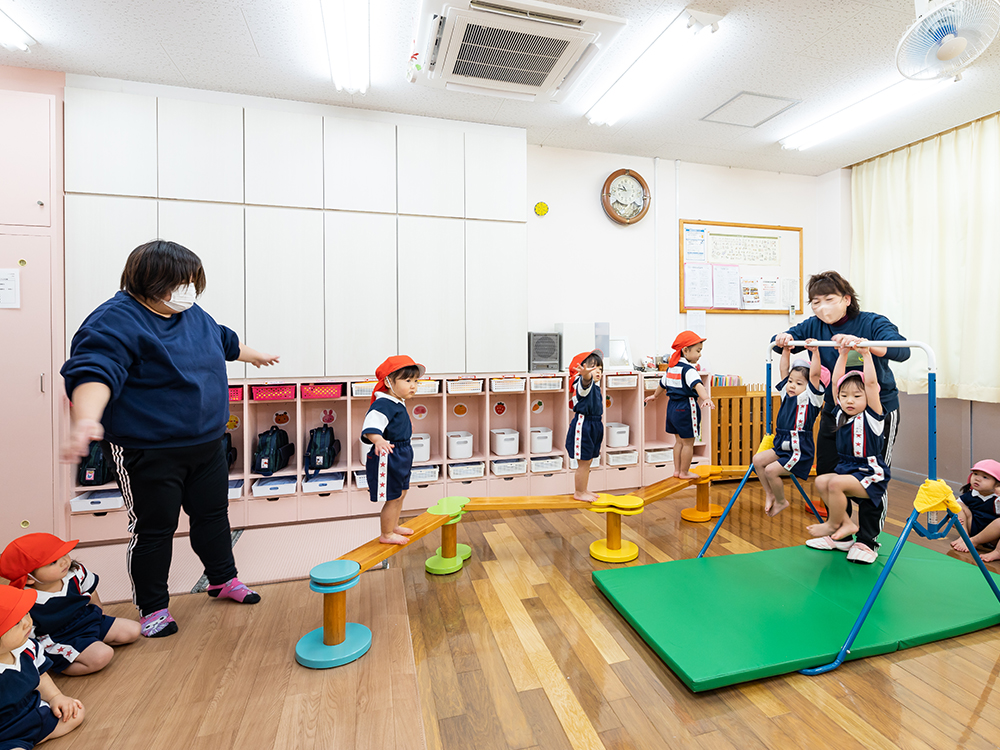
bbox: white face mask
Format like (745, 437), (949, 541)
(163, 283), (197, 312)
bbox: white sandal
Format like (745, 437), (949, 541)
(805, 536), (853, 552)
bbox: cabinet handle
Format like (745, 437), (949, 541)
(40, 374), (45, 393)
(37, 200), (44, 206)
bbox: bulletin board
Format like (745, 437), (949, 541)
(679, 219), (803, 314)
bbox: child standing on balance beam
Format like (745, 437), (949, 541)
(566, 350), (604, 502)
(362, 355), (425, 546)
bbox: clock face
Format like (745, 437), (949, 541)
(601, 169), (650, 225)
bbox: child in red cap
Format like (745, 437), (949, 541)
(566, 350), (604, 502)
(644, 331), (713, 479)
(362, 356), (425, 545)
(950, 459), (1000, 560)
(0, 533), (140, 675)
(0, 584), (84, 746)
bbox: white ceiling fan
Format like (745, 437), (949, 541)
(896, 0), (1000, 80)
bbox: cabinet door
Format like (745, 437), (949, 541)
(397, 125), (464, 218)
(0, 234), (53, 533)
(64, 88), (157, 198)
(245, 207), (324, 377)
(465, 221), (527, 372)
(325, 117), (396, 214)
(0, 90), (51, 226)
(398, 216), (465, 372)
(64, 195), (158, 348)
(158, 201), (246, 379)
(325, 212), (396, 376)
(245, 108), (323, 209)
(465, 129), (526, 222)
(158, 98), (244, 203)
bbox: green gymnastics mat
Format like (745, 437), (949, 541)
(592, 535), (1000, 692)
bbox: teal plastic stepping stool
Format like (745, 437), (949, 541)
(295, 559), (372, 669)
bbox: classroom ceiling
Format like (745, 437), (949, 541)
(2, 0), (1000, 176)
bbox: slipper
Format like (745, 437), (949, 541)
(805, 536), (853, 552)
(846, 542), (878, 564)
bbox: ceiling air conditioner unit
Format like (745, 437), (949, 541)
(409, 0), (626, 102)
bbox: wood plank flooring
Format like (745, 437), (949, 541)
(45, 478), (1000, 749)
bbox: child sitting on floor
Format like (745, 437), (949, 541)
(0, 533), (140, 676)
(950, 459), (1000, 560)
(752, 340), (828, 517)
(566, 350), (604, 502)
(0, 584), (84, 747)
(808, 340), (890, 556)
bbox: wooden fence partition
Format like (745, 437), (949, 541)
(710, 386), (779, 467)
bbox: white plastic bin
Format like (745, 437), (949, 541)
(606, 422), (630, 448)
(359, 439), (372, 460)
(411, 433), (431, 463)
(490, 428), (519, 456)
(251, 476), (297, 497)
(529, 426), (553, 454)
(71, 489), (124, 514)
(302, 472), (345, 493)
(447, 431), (474, 459)
(227, 480), (244, 501)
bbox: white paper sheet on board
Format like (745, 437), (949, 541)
(683, 226), (707, 262)
(0, 269), (19, 309)
(761, 277), (779, 307)
(684, 263), (712, 308)
(781, 277), (799, 308)
(713, 265), (741, 309)
(687, 309), (707, 337)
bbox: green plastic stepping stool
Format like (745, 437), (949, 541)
(425, 496), (471, 575)
(295, 559), (372, 669)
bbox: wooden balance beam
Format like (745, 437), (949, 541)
(338, 510), (456, 573)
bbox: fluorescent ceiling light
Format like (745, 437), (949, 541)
(0, 8), (36, 52)
(586, 9), (723, 127)
(320, 0), (370, 94)
(779, 77), (955, 151)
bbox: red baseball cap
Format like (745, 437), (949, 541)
(0, 585), (36, 636)
(370, 355), (426, 404)
(668, 331), (706, 367)
(0, 533), (78, 589)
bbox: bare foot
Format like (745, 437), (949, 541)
(981, 549), (1000, 563)
(807, 521), (838, 538)
(764, 493), (775, 514)
(394, 526), (414, 536)
(379, 533), (410, 546)
(831, 519), (860, 541)
(951, 538), (970, 553)
(573, 492), (599, 503)
(767, 498), (789, 518)
(677, 472), (699, 480)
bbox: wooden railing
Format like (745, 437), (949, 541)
(710, 385), (822, 467)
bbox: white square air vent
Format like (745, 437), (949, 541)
(701, 92), (800, 128)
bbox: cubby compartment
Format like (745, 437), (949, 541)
(602, 378), (640, 452)
(527, 387), (569, 464)
(301, 397), (348, 473)
(247, 390), (298, 480)
(225, 398), (246, 480)
(489, 383), (527, 458)
(445, 388), (487, 463)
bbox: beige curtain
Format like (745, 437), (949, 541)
(851, 111), (1000, 402)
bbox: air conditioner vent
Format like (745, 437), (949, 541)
(454, 24), (570, 87)
(470, 0), (584, 26)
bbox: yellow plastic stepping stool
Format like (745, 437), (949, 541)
(589, 493), (643, 563)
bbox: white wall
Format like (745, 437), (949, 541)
(526, 144), (851, 381)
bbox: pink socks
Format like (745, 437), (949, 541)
(140, 608), (177, 638)
(206, 577), (261, 604)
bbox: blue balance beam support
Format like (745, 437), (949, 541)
(295, 559), (372, 669)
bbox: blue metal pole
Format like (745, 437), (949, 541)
(951, 510), (1000, 604)
(698, 465), (754, 558)
(928, 372), (937, 481)
(765, 361), (773, 434)
(788, 474), (824, 523)
(800, 508), (920, 676)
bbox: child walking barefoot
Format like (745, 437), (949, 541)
(808, 340), (890, 552)
(752, 340), (827, 517)
(566, 350), (604, 502)
(362, 356), (424, 545)
(644, 331), (713, 479)
(0, 534), (140, 675)
(950, 460), (1000, 556)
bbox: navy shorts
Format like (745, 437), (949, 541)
(566, 414), (603, 461)
(0, 700), (59, 749)
(366, 441), (413, 502)
(665, 397), (701, 440)
(45, 608), (116, 673)
(834, 459), (889, 508)
(968, 505), (999, 536)
(772, 430), (816, 480)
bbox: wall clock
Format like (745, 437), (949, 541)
(601, 169), (650, 225)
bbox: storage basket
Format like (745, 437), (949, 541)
(644, 377), (661, 390)
(490, 377), (525, 393)
(530, 455), (564, 473)
(569, 456), (600, 470)
(411, 465), (440, 483)
(302, 472), (345, 493)
(530, 378), (562, 391)
(301, 383), (344, 399)
(644, 448), (674, 464)
(351, 381), (378, 398)
(491, 458), (527, 476)
(446, 378), (484, 394)
(250, 384), (295, 401)
(354, 471), (368, 490)
(606, 449), (638, 466)
(448, 462), (485, 480)
(606, 375), (637, 388)
(416, 379), (440, 395)
(228, 385), (243, 402)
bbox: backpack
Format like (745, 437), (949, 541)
(224, 432), (238, 470)
(77, 440), (112, 486)
(252, 426), (294, 476)
(304, 425), (341, 479)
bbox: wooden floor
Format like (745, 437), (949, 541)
(48, 479), (1000, 750)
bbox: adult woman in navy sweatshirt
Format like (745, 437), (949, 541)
(774, 271), (909, 564)
(61, 241), (279, 637)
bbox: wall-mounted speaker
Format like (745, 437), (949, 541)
(528, 332), (561, 372)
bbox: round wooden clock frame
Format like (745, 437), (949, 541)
(601, 168), (651, 225)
